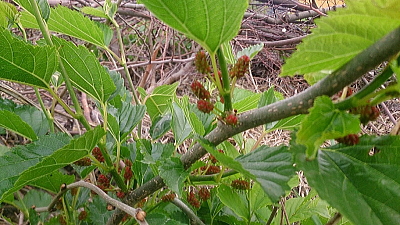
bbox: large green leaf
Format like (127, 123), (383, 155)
(0, 110), (37, 140)
(236, 145), (295, 203)
(281, 0), (400, 82)
(0, 29), (56, 88)
(297, 96), (360, 160)
(0, 133), (71, 201)
(295, 135), (400, 225)
(141, 0), (248, 54)
(1, 127), (104, 201)
(53, 37), (115, 103)
(19, 6), (109, 47)
(217, 184), (249, 221)
(0, 1), (18, 28)
(145, 83), (179, 121)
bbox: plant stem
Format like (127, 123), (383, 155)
(172, 198), (205, 225)
(216, 47), (233, 112)
(34, 88), (55, 133)
(29, 0), (91, 131)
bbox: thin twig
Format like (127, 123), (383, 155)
(172, 198), (205, 225)
(326, 212), (342, 225)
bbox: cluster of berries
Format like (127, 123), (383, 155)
(231, 179), (251, 190)
(186, 187), (211, 208)
(230, 55), (250, 79)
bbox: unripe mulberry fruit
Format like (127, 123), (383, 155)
(73, 157), (91, 166)
(350, 105), (380, 124)
(116, 191), (126, 199)
(124, 166), (133, 181)
(97, 174), (110, 188)
(197, 99), (214, 113)
(231, 179), (250, 190)
(187, 191), (200, 208)
(335, 134), (359, 145)
(92, 147), (104, 162)
(194, 51), (211, 74)
(161, 193), (176, 202)
(230, 55), (250, 78)
(225, 114), (238, 125)
(200, 165), (221, 175)
(198, 187), (211, 201)
(191, 81), (210, 100)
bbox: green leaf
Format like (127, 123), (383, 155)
(285, 194), (329, 223)
(150, 114), (172, 140)
(217, 184), (249, 221)
(171, 102), (193, 146)
(236, 145), (295, 203)
(236, 43), (263, 60)
(0, 110), (37, 140)
(145, 83), (178, 121)
(266, 115), (305, 132)
(281, 0), (400, 82)
(158, 157), (189, 197)
(141, 0), (248, 54)
(0, 29), (56, 88)
(0, 133), (71, 201)
(53, 37), (115, 103)
(295, 135), (400, 225)
(1, 127), (104, 201)
(0, 98), (49, 137)
(232, 88), (261, 113)
(0, 1), (18, 28)
(37, 0), (50, 21)
(87, 196), (113, 224)
(80, 7), (107, 18)
(29, 170), (75, 193)
(19, 6), (109, 47)
(297, 96), (360, 160)
(107, 100), (146, 141)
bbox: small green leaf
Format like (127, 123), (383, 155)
(236, 145), (295, 202)
(87, 196), (113, 224)
(14, 105), (49, 137)
(297, 96), (360, 159)
(53, 37), (116, 103)
(236, 43), (263, 60)
(0, 133), (71, 201)
(281, 0), (400, 82)
(145, 83), (178, 121)
(1, 127), (104, 201)
(232, 88), (261, 113)
(217, 184), (249, 221)
(158, 157), (189, 197)
(0, 29), (56, 88)
(0, 1), (18, 28)
(141, 0), (248, 54)
(0, 110), (37, 140)
(37, 0), (50, 21)
(150, 114), (172, 140)
(295, 135), (400, 225)
(171, 102), (193, 146)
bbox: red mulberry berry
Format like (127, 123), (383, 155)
(124, 159), (132, 167)
(161, 193), (176, 202)
(97, 174), (110, 188)
(73, 157), (91, 166)
(230, 55), (250, 78)
(116, 191), (126, 199)
(92, 147), (104, 162)
(124, 166), (133, 181)
(187, 191), (200, 208)
(191, 81), (210, 100)
(335, 134), (359, 145)
(225, 114), (238, 125)
(231, 179), (250, 190)
(197, 99), (214, 113)
(194, 51), (211, 74)
(350, 105), (380, 124)
(198, 187), (211, 201)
